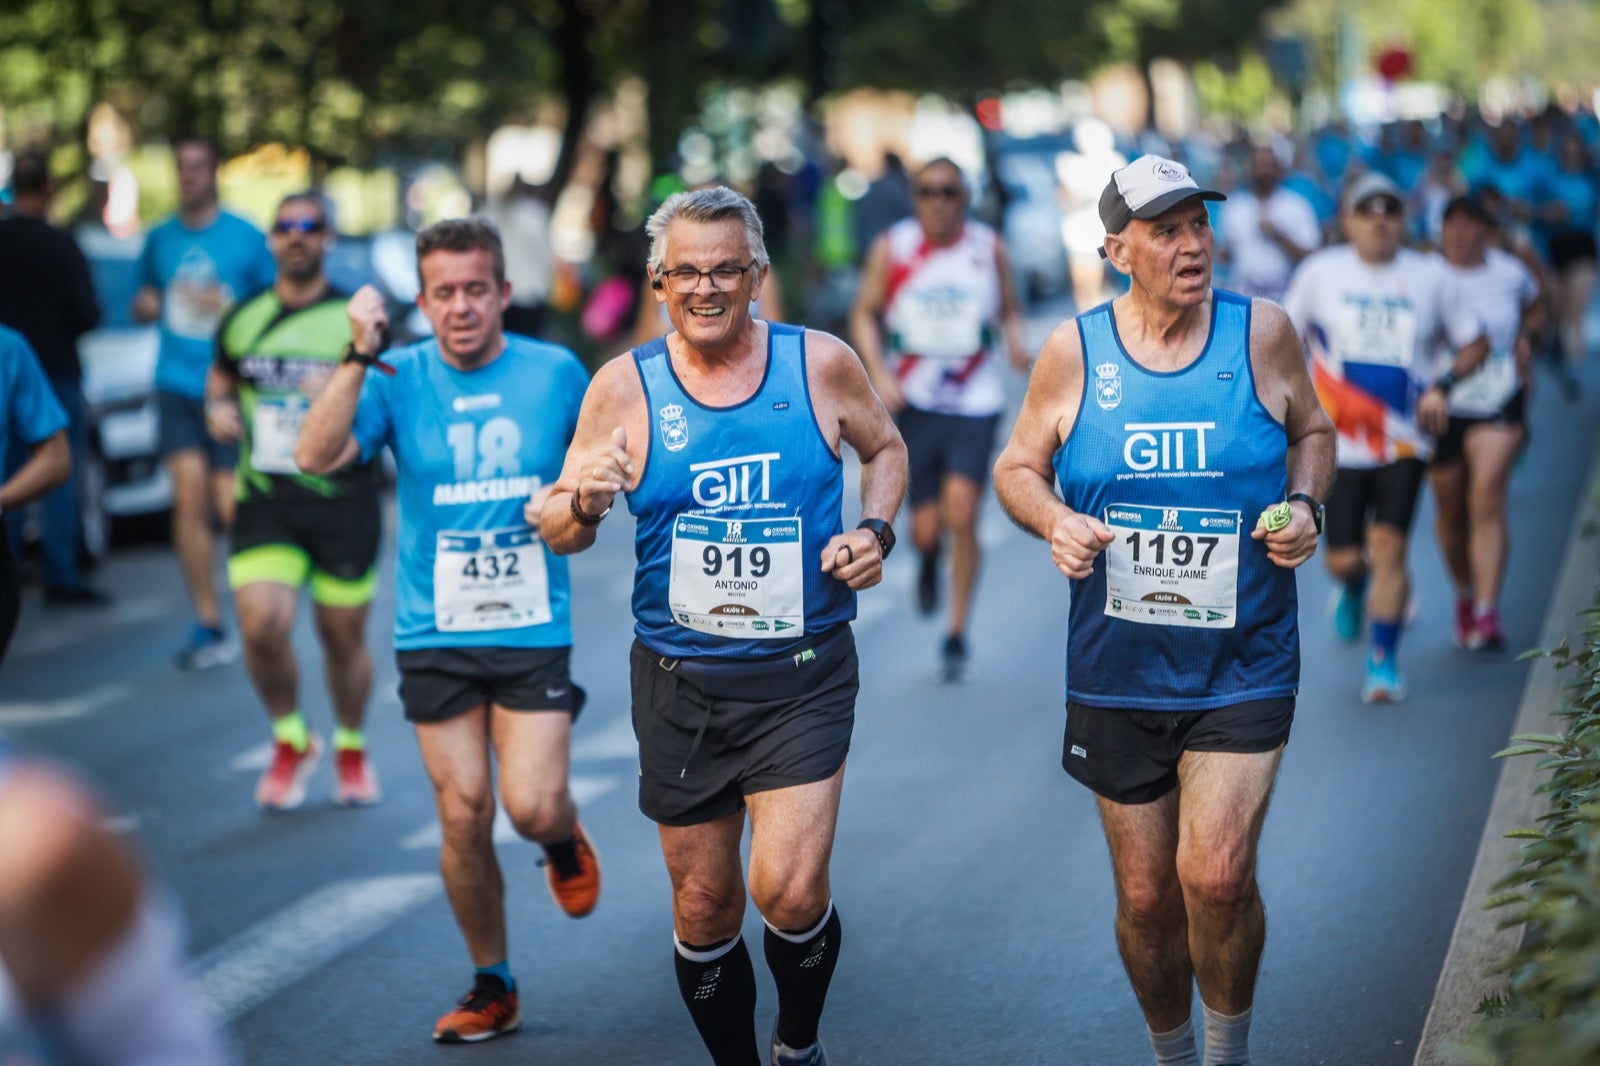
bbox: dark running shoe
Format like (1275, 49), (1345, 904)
(939, 633), (969, 684)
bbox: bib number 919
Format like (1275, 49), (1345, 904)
(701, 545), (771, 578)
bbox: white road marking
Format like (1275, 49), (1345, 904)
(399, 773), (619, 851)
(195, 874), (440, 1022)
(101, 813), (140, 834)
(12, 596), (176, 657)
(0, 683), (134, 725)
(230, 743), (274, 772)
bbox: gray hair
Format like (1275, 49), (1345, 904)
(645, 186), (769, 275)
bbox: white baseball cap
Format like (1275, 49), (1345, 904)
(1099, 155), (1226, 237)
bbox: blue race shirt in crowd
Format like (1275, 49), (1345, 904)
(137, 210), (273, 399)
(1052, 292), (1299, 711)
(351, 335), (589, 650)
(1, 325), (68, 450)
(626, 324), (855, 659)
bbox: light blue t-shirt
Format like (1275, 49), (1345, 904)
(351, 335), (589, 650)
(137, 210), (274, 399)
(1, 325), (68, 451)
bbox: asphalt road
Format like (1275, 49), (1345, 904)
(3, 305), (1597, 1065)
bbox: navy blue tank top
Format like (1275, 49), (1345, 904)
(627, 324), (854, 658)
(1052, 292), (1299, 710)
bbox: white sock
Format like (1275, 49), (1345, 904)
(1201, 1002), (1251, 1066)
(1149, 1018), (1201, 1066)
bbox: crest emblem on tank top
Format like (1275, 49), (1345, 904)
(1094, 361), (1122, 410)
(659, 403), (689, 452)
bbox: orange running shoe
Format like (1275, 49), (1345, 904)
(540, 821), (601, 918)
(432, 974), (520, 1044)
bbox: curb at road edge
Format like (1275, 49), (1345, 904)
(1413, 432), (1600, 1065)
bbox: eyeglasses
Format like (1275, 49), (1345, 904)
(656, 261), (756, 294)
(1353, 199), (1401, 218)
(272, 218), (327, 234)
(917, 185), (963, 200)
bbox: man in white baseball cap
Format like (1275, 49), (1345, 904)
(996, 153), (1335, 1065)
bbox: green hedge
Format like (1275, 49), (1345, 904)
(1462, 571), (1600, 1063)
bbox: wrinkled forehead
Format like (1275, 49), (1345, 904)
(419, 246), (499, 287)
(662, 216), (752, 264)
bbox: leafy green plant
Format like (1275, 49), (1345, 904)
(1458, 605), (1600, 1064)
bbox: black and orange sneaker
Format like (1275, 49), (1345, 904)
(432, 974), (520, 1044)
(539, 821), (601, 918)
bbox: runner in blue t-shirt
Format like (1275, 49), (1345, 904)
(0, 326), (70, 664)
(133, 137), (275, 669)
(296, 217), (600, 1046)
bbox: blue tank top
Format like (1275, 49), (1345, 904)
(628, 324), (854, 658)
(1053, 291), (1299, 710)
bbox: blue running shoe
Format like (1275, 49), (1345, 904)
(1330, 579), (1366, 644)
(174, 624), (236, 671)
(1360, 655), (1407, 704)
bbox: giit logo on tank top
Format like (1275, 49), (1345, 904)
(689, 452), (782, 509)
(1120, 421), (1219, 478)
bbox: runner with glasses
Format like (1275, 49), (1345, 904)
(850, 157), (1031, 682)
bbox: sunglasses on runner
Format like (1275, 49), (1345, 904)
(272, 218), (327, 234)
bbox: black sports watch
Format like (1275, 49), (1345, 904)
(341, 342), (396, 377)
(856, 518), (896, 560)
(1287, 493), (1325, 534)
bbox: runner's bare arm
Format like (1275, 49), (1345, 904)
(542, 354), (648, 555)
(296, 286), (388, 474)
(1248, 300), (1334, 568)
(846, 237), (902, 409)
(993, 321), (1112, 580)
(994, 240), (1031, 371)
(807, 330), (907, 590)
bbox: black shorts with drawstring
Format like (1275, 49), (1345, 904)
(630, 625), (858, 827)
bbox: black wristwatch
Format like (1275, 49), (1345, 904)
(1433, 370), (1458, 393)
(1287, 493), (1325, 534)
(856, 518), (896, 560)
(341, 342), (396, 377)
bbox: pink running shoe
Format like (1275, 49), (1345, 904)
(333, 747), (382, 806)
(1468, 609), (1506, 652)
(1453, 598), (1474, 649)
(255, 735), (323, 811)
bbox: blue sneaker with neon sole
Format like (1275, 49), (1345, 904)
(1360, 655), (1407, 704)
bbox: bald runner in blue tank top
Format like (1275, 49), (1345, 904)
(1054, 290), (1298, 710)
(628, 323), (855, 659)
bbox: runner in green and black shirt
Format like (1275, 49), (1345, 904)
(203, 192), (382, 811)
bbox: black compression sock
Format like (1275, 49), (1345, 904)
(673, 935), (760, 1066)
(763, 902), (841, 1049)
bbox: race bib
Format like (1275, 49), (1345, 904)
(1102, 504), (1241, 629)
(251, 395), (307, 475)
(434, 526), (550, 632)
(1449, 350), (1518, 417)
(669, 515), (804, 639)
(896, 288), (985, 359)
(1334, 298), (1417, 369)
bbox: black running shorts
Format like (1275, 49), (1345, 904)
(396, 645), (582, 724)
(1062, 697), (1294, 805)
(1325, 459), (1427, 549)
(895, 407), (1001, 508)
(631, 625), (858, 827)
(1433, 389), (1528, 467)
(229, 493), (381, 584)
